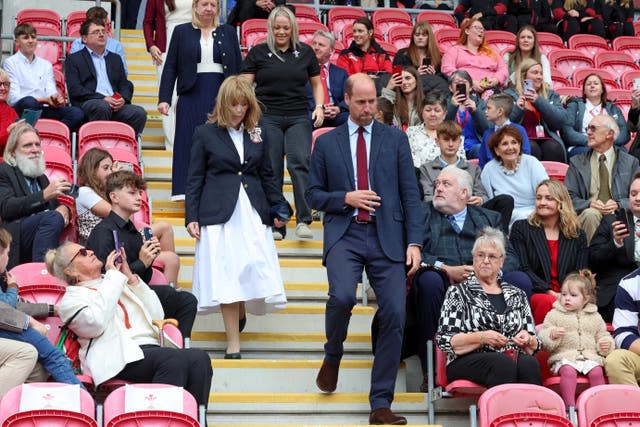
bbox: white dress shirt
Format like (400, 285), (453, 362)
(3, 51), (56, 106)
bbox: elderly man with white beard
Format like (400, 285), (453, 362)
(0, 123), (71, 269)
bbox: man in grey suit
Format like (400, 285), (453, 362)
(565, 114), (640, 243)
(306, 73), (423, 425)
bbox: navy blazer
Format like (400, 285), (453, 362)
(159, 23), (241, 104)
(185, 123), (289, 227)
(305, 120), (424, 263)
(66, 48), (134, 106)
(510, 219), (588, 294)
(306, 63), (349, 114)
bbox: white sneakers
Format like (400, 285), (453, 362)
(295, 223), (313, 239)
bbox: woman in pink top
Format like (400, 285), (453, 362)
(441, 18), (508, 94)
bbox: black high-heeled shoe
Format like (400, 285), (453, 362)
(239, 316), (247, 332)
(224, 352), (242, 359)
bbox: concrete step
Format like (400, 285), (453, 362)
(211, 359), (405, 393)
(173, 236), (323, 256)
(209, 416), (446, 426)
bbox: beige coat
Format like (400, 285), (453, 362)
(539, 301), (614, 367)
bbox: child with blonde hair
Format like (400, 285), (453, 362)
(539, 269), (613, 406)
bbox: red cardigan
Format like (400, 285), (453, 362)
(143, 0), (168, 52)
(0, 102), (18, 154)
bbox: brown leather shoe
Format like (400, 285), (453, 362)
(316, 360), (339, 393)
(369, 408), (407, 425)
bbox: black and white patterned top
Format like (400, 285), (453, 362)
(436, 273), (541, 364)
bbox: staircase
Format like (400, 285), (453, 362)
(122, 28), (470, 426)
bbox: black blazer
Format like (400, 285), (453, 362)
(0, 163), (59, 268)
(589, 212), (637, 310)
(159, 23), (241, 104)
(185, 123), (289, 227)
(65, 47), (134, 106)
(510, 219), (588, 294)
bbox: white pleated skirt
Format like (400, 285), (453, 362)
(192, 186), (287, 315)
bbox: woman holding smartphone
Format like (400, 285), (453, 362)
(186, 76), (290, 359)
(393, 22), (441, 75)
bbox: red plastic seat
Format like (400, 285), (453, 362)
(371, 9), (412, 38)
(541, 161), (569, 182)
(608, 92), (632, 119)
(568, 34), (610, 57)
(416, 11), (457, 33)
(52, 69), (68, 104)
(298, 22), (329, 45)
(620, 70), (640, 90)
(613, 36), (640, 64)
(327, 6), (366, 40)
(78, 121), (138, 157)
(35, 119), (71, 153)
(388, 26), (412, 50)
(554, 86), (584, 98)
(572, 68), (619, 90)
(576, 384), (640, 427)
(435, 28), (460, 53)
(293, 4), (319, 23)
(43, 146), (74, 183)
(66, 11), (87, 37)
(484, 30), (516, 57)
(312, 127), (335, 152)
(132, 191), (151, 227)
(10, 262), (64, 288)
(341, 23), (385, 46)
(103, 384), (199, 427)
(377, 40), (397, 61)
(0, 383), (97, 427)
(28, 27), (62, 70)
(537, 32), (565, 56)
(595, 51), (638, 78)
(550, 67), (571, 89)
(330, 40), (346, 64)
(478, 383), (572, 427)
(16, 9), (61, 34)
(548, 49), (595, 80)
(241, 19), (268, 49)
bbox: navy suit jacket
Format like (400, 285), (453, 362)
(185, 123), (289, 227)
(159, 23), (241, 103)
(305, 120), (423, 263)
(306, 63), (349, 116)
(65, 47), (134, 106)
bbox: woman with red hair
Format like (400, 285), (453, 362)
(441, 19), (508, 94)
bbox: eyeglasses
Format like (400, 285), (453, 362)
(473, 253), (503, 262)
(0, 81), (10, 88)
(67, 248), (88, 267)
(89, 30), (107, 36)
(469, 26), (484, 31)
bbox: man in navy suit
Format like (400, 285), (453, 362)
(307, 30), (349, 128)
(65, 18), (147, 135)
(306, 74), (423, 425)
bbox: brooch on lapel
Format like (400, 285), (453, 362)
(268, 52), (273, 58)
(249, 127), (262, 144)
(293, 50), (300, 58)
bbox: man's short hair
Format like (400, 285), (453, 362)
(106, 170), (147, 203)
(487, 93), (514, 118)
(596, 114), (620, 140)
(86, 6), (108, 20)
(440, 165), (473, 196)
(14, 23), (36, 39)
(0, 228), (12, 251)
(80, 18), (105, 37)
(436, 121), (462, 141)
(313, 29), (335, 50)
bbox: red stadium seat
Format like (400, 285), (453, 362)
(484, 30), (516, 56)
(554, 86), (584, 98)
(132, 191), (151, 227)
(27, 27), (62, 70)
(568, 34), (610, 57)
(43, 146), (74, 183)
(327, 6), (366, 40)
(435, 28), (460, 54)
(16, 9), (61, 34)
(35, 118), (71, 153)
(541, 161), (569, 182)
(241, 19), (268, 49)
(537, 32), (565, 56)
(377, 40), (398, 61)
(78, 121), (138, 157)
(66, 10), (111, 36)
(634, 21), (640, 35)
(576, 385), (640, 427)
(548, 49), (594, 80)
(312, 127), (334, 152)
(416, 11), (457, 33)
(621, 70), (640, 90)
(608, 90), (632, 119)
(298, 22), (329, 45)
(550, 67), (571, 89)
(595, 51), (638, 79)
(53, 68), (68, 104)
(571, 68), (619, 90)
(371, 9), (412, 38)
(294, 4), (320, 23)
(330, 40), (345, 64)
(612, 36), (640, 64)
(388, 26), (412, 50)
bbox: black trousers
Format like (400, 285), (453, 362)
(446, 351), (541, 387)
(482, 195), (514, 234)
(116, 345), (212, 406)
(151, 285), (198, 339)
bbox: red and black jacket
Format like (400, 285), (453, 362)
(336, 40), (393, 76)
(551, 0), (598, 22)
(454, 0), (508, 23)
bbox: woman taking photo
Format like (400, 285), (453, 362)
(510, 179), (588, 324)
(381, 66), (424, 131)
(75, 148), (180, 285)
(337, 17), (392, 76)
(48, 243), (212, 408)
(186, 76), (289, 359)
(158, 0), (242, 201)
(481, 125), (548, 226)
(561, 73), (629, 157)
(143, 0), (192, 151)
(437, 227), (541, 388)
(506, 58), (567, 162)
(441, 19), (508, 94)
(504, 25), (552, 87)
(242, 6), (323, 240)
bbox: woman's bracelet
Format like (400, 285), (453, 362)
(479, 331), (484, 346)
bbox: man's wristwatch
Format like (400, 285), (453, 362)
(315, 104), (325, 111)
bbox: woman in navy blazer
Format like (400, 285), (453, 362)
(158, 0), (242, 201)
(510, 179), (588, 324)
(185, 76), (290, 359)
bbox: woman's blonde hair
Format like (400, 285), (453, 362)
(207, 75), (261, 130)
(406, 21), (441, 71)
(191, 0), (220, 29)
(515, 57), (548, 99)
(458, 18), (497, 59)
(562, 269), (596, 305)
(564, 0), (587, 10)
(267, 6), (299, 62)
(527, 179), (581, 239)
(45, 242), (77, 285)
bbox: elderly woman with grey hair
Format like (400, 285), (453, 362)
(436, 226), (541, 388)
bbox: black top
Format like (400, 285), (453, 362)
(486, 292), (506, 314)
(241, 42), (320, 115)
(86, 211), (151, 283)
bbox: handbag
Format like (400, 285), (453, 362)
(55, 306), (87, 373)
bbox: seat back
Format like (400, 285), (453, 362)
(377, 41), (397, 61)
(537, 32), (565, 56)
(52, 69), (68, 104)
(16, 9), (62, 34)
(78, 121), (138, 157)
(0, 383), (96, 427)
(330, 40), (345, 64)
(35, 119), (71, 153)
(620, 70), (640, 90)
(416, 11), (457, 33)
(571, 68), (619, 90)
(65, 11), (87, 37)
(550, 67), (571, 89)
(554, 86), (583, 98)
(612, 36), (640, 63)
(576, 384), (640, 427)
(132, 191), (151, 227)
(103, 384), (198, 427)
(388, 26), (412, 50)
(10, 262), (64, 288)
(548, 49), (594, 80)
(484, 30), (516, 56)
(43, 146), (74, 183)
(371, 9), (412, 38)
(327, 6), (367, 39)
(541, 161), (569, 182)
(595, 51), (638, 77)
(298, 22), (329, 45)
(435, 28), (460, 53)
(568, 34), (610, 57)
(28, 27), (62, 70)
(311, 127), (335, 152)
(478, 383), (570, 427)
(240, 19), (268, 49)
(294, 4), (319, 23)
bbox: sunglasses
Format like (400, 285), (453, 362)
(67, 247), (88, 267)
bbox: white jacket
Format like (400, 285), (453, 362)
(58, 270), (164, 385)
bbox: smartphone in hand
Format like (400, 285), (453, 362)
(392, 65), (403, 76)
(455, 83), (467, 100)
(113, 230), (123, 264)
(422, 57), (431, 67)
(143, 227), (153, 241)
(615, 208), (633, 233)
